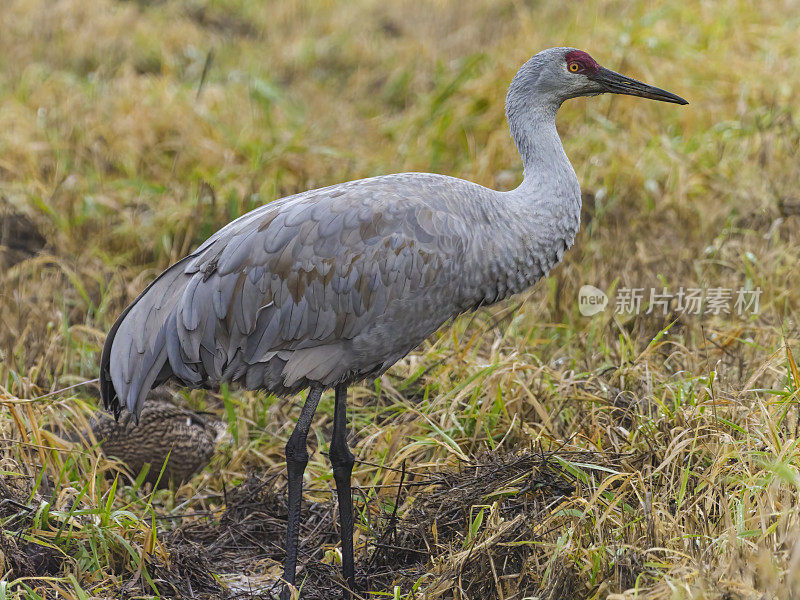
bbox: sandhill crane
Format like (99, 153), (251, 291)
(100, 47), (687, 598)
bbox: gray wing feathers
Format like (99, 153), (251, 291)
(101, 174), (480, 418)
(101, 257), (195, 417)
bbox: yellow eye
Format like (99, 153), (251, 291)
(568, 62), (580, 73)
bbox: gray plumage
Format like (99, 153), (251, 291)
(103, 49), (601, 415)
(102, 171), (577, 416)
(100, 48), (686, 596)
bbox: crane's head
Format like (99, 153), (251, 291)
(509, 47), (688, 110)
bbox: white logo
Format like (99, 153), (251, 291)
(578, 285), (608, 316)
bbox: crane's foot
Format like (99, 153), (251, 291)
(280, 582), (299, 600)
(339, 566), (358, 600)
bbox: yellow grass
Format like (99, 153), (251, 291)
(1, 0), (800, 598)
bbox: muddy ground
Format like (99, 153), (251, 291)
(1, 449), (628, 599)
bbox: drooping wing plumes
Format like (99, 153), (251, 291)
(101, 174), (488, 419)
(100, 257), (195, 419)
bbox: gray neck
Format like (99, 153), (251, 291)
(473, 76), (582, 305)
(505, 77), (572, 185)
(509, 104), (561, 181)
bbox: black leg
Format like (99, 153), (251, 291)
(281, 386), (323, 600)
(329, 384), (356, 596)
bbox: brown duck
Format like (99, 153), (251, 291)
(74, 397), (226, 485)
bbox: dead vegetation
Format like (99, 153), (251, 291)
(2, 0), (800, 598)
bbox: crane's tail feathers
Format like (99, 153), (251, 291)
(100, 258), (195, 420)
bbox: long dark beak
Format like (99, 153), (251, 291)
(591, 66), (688, 105)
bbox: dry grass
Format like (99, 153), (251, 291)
(2, 0), (800, 598)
